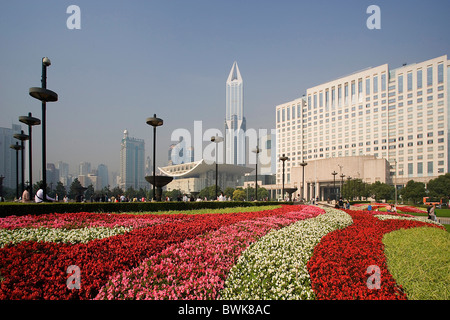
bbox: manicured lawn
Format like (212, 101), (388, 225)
(383, 227), (450, 300)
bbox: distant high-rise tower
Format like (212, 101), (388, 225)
(225, 61), (246, 165)
(0, 124), (22, 189)
(120, 130), (146, 190)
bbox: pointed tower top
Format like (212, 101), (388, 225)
(227, 61), (242, 83)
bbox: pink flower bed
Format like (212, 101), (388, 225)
(0, 212), (170, 230)
(95, 207), (324, 300)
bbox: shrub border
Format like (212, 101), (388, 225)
(0, 201), (290, 217)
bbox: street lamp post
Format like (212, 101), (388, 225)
(10, 142), (23, 200)
(252, 145), (261, 201)
(279, 154), (289, 201)
(19, 113), (40, 198)
(211, 134), (224, 200)
(300, 161), (307, 201)
(13, 130), (29, 196)
(347, 176), (352, 200)
(340, 173), (345, 199)
(29, 57), (58, 202)
(332, 171), (337, 201)
(146, 114), (163, 201)
(0, 175), (4, 201)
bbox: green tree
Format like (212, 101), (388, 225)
(224, 187), (235, 199)
(233, 188), (246, 201)
(199, 185), (222, 200)
(164, 189), (182, 201)
(85, 184), (95, 201)
(54, 181), (67, 199)
(257, 187), (269, 200)
(400, 180), (426, 204)
(68, 178), (83, 199)
(111, 186), (124, 197)
(427, 173), (450, 201)
(368, 181), (394, 202)
(342, 179), (370, 201)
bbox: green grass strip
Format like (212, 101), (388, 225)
(383, 227), (450, 300)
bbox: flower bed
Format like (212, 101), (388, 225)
(0, 205), (444, 300)
(95, 206), (324, 300)
(0, 205), (315, 300)
(307, 210), (444, 300)
(220, 207), (352, 300)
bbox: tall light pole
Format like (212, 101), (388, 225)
(279, 154), (289, 201)
(10, 143), (23, 200)
(211, 134), (224, 200)
(340, 173), (345, 199)
(29, 57), (58, 202)
(19, 113), (40, 198)
(332, 171), (338, 202)
(347, 176), (352, 200)
(300, 160), (307, 202)
(146, 114), (163, 201)
(252, 145), (261, 201)
(13, 130), (29, 196)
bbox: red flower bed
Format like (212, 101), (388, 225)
(0, 206), (304, 300)
(307, 210), (444, 300)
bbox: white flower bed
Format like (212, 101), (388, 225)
(374, 214), (443, 226)
(219, 207), (353, 300)
(0, 226), (132, 247)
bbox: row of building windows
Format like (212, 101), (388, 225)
(277, 92), (446, 124)
(302, 63), (445, 111)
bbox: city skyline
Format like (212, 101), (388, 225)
(1, 1), (450, 185)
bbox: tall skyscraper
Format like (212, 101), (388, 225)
(120, 130), (146, 190)
(225, 61), (246, 165)
(0, 124), (22, 189)
(97, 164), (109, 189)
(57, 161), (69, 186)
(79, 162), (91, 176)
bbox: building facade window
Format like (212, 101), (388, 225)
(427, 66), (433, 86)
(417, 69), (423, 89)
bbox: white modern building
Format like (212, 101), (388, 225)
(160, 159), (253, 196)
(276, 55), (450, 200)
(225, 61), (246, 166)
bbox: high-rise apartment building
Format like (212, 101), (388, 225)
(276, 55), (449, 200)
(97, 164), (109, 189)
(225, 61), (246, 165)
(120, 130), (146, 190)
(0, 124), (22, 189)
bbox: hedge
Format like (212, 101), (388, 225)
(0, 201), (291, 217)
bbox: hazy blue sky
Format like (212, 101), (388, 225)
(1, 0), (450, 180)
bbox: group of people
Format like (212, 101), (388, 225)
(334, 197), (351, 209)
(20, 185), (58, 203)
